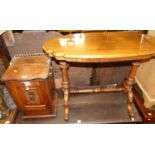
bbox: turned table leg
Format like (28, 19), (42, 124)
(124, 61), (141, 121)
(60, 62), (70, 121)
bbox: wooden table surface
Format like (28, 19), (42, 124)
(43, 31), (155, 62)
(43, 31), (155, 121)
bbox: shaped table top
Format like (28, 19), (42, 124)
(43, 32), (155, 63)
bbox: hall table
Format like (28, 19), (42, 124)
(43, 31), (155, 121)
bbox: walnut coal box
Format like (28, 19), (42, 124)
(2, 54), (57, 119)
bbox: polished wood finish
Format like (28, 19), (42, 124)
(43, 32), (155, 63)
(2, 55), (57, 119)
(70, 86), (124, 94)
(60, 62), (70, 121)
(43, 32), (155, 121)
(124, 62), (141, 121)
(2, 55), (50, 81)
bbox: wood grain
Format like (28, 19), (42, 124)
(43, 32), (155, 63)
(43, 31), (155, 121)
(2, 55), (57, 119)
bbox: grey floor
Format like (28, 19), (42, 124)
(8, 31), (62, 57)
(15, 91), (142, 124)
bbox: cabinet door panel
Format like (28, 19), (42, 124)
(6, 80), (52, 112)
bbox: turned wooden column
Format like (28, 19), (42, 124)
(43, 31), (155, 122)
(60, 62), (70, 121)
(124, 61), (141, 121)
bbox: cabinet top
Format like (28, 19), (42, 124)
(43, 31), (155, 63)
(2, 55), (51, 81)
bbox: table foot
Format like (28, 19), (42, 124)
(128, 104), (134, 118)
(130, 117), (135, 122)
(127, 100), (135, 121)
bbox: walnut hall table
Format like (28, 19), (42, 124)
(43, 31), (155, 121)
